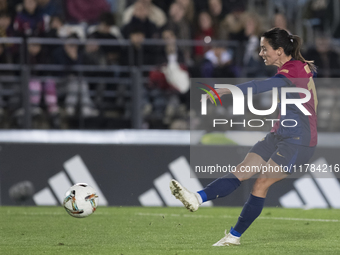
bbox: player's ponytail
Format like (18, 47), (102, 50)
(263, 28), (317, 73)
(289, 34), (317, 73)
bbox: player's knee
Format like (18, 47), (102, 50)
(252, 177), (272, 193)
(233, 163), (253, 182)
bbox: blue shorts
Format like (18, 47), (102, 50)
(249, 132), (315, 174)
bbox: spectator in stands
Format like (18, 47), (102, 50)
(159, 29), (190, 94)
(148, 28), (190, 129)
(201, 43), (236, 78)
(303, 0), (329, 32)
(0, 11), (16, 117)
(208, 0), (224, 20)
(121, 25), (155, 66)
(88, 12), (120, 65)
(89, 12), (116, 40)
(273, 13), (291, 33)
(0, 12), (18, 62)
(7, 0), (22, 20)
(0, 0), (7, 13)
(27, 42), (60, 127)
(194, 11), (215, 61)
(167, 2), (191, 41)
(36, 0), (63, 17)
(151, 29), (189, 93)
(52, 34), (99, 117)
(82, 37), (108, 114)
(273, 0), (300, 28)
(159, 29), (184, 63)
(0, 11), (14, 37)
(176, 0), (195, 24)
(44, 15), (74, 56)
(208, 0), (227, 36)
(0, 42), (14, 119)
(45, 15), (65, 38)
(84, 36), (107, 68)
(83, 39), (107, 69)
(66, 0), (110, 24)
(45, 15), (86, 39)
(167, 2), (191, 65)
(219, 4), (247, 41)
(305, 33), (340, 77)
(0, 43), (12, 64)
(27, 42), (48, 68)
(121, 0), (158, 39)
(13, 0), (45, 37)
(122, 0), (167, 28)
(241, 12), (269, 77)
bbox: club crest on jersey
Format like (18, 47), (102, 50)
(280, 69), (289, 73)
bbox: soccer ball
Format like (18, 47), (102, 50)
(63, 183), (99, 218)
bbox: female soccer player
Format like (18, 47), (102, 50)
(170, 27), (318, 246)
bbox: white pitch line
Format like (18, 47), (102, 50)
(258, 216), (339, 222)
(136, 212), (340, 223)
(5, 211), (110, 216)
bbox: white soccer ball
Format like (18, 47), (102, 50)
(63, 183), (99, 218)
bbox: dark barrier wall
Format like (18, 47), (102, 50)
(1, 143), (339, 208)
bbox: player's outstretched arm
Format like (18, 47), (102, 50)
(206, 76), (289, 104)
(236, 76), (290, 95)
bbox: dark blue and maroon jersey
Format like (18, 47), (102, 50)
(236, 59), (318, 147)
(272, 60), (317, 147)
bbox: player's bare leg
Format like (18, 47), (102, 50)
(251, 159), (288, 197)
(231, 152), (266, 181)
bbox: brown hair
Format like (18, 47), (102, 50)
(262, 27), (317, 73)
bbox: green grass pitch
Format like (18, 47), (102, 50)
(1, 206), (339, 255)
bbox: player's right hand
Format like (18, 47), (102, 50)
(207, 88), (231, 104)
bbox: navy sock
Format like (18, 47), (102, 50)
(230, 227), (241, 237)
(233, 194), (265, 235)
(197, 173), (241, 202)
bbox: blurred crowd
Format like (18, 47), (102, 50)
(0, 0), (340, 131)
